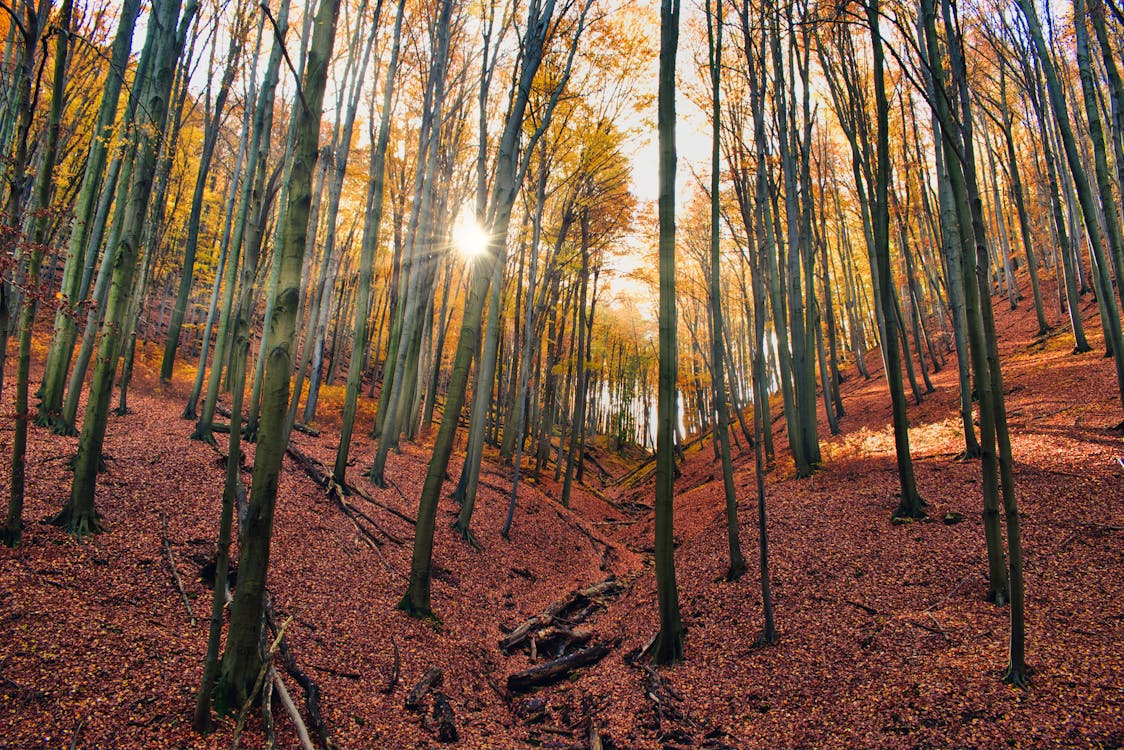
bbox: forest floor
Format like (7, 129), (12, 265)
(1, 278), (1123, 750)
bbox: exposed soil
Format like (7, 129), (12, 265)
(1, 281), (1122, 749)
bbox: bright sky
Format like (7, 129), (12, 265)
(610, 4), (713, 320)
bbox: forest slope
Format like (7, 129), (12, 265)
(1, 280), (1122, 749)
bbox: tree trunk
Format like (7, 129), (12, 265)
(868, 0), (924, 520)
(37, 0), (141, 429)
(5, 0), (72, 547)
(160, 31), (242, 381)
(334, 0), (405, 486)
(215, 0), (342, 711)
(652, 0), (684, 666)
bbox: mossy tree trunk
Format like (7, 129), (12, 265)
(51, 0), (197, 539)
(214, 0), (342, 711)
(5, 0), (71, 547)
(37, 0), (141, 430)
(867, 0), (924, 521)
(334, 0), (405, 487)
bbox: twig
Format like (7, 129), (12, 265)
(308, 663), (361, 681)
(262, 665), (276, 749)
(1058, 524), (1124, 551)
(232, 616), (292, 750)
(160, 512), (195, 626)
(265, 598), (338, 750)
(811, 595), (877, 616)
(843, 599), (878, 616)
(260, 2), (309, 115)
(381, 631), (400, 695)
(906, 619), (946, 638)
(473, 646), (509, 706)
(380, 476), (415, 515)
(351, 481), (416, 525)
(925, 571), (974, 612)
(272, 666), (316, 750)
(927, 612), (951, 643)
(67, 718), (86, 750)
(340, 501), (405, 582)
(334, 488), (403, 545)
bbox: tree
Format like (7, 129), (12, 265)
(866, 0), (925, 520)
(652, 0), (684, 666)
(4, 0), (73, 547)
(35, 0), (142, 431)
(705, 0), (746, 581)
(1016, 0), (1124, 414)
(161, 11), (244, 384)
(333, 0), (407, 488)
(215, 0), (344, 710)
(399, 0), (592, 619)
(51, 0), (198, 538)
(193, 0), (291, 731)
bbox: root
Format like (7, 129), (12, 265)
(1003, 664), (1029, 690)
(725, 561), (747, 582)
(453, 521), (481, 551)
(37, 412), (77, 436)
(987, 587), (1010, 607)
(1, 522), (22, 548)
(48, 504), (105, 540)
(753, 631), (777, 648)
(66, 454), (108, 473)
(366, 466), (386, 489)
(190, 424), (217, 446)
(396, 594), (440, 626)
(891, 493), (927, 522)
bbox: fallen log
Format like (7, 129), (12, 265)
(405, 667), (443, 712)
(285, 442), (416, 527)
(292, 422), (321, 437)
(500, 579), (621, 654)
(264, 597), (338, 750)
(507, 642), (613, 693)
(531, 626), (594, 661)
(430, 691), (458, 743)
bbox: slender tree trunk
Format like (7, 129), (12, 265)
(52, 0), (198, 537)
(868, 0), (924, 520)
(215, 0), (342, 711)
(1021, 50), (1088, 351)
(1017, 0), (1124, 412)
(998, 67), (1049, 336)
(560, 212), (591, 510)
(160, 33), (242, 381)
(924, 0), (1009, 602)
(706, 0), (745, 580)
(334, 0), (405, 486)
(652, 0), (684, 666)
(5, 0), (72, 547)
(400, 0), (592, 618)
(37, 0), (141, 429)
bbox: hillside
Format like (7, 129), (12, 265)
(1, 285), (1122, 749)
